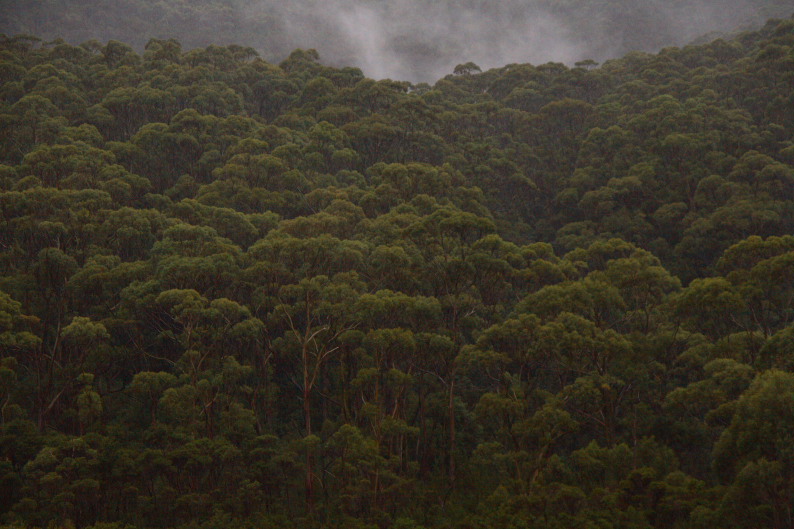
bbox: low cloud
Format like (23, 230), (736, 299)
(245, 0), (793, 81)
(3, 0), (792, 82)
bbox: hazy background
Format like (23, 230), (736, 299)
(2, 0), (793, 81)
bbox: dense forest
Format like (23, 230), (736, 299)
(1, 11), (794, 529)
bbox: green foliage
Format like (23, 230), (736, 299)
(1, 15), (794, 529)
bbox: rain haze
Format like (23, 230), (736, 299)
(2, 0), (793, 81)
(254, 0), (582, 81)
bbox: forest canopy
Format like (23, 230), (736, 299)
(0, 9), (794, 529)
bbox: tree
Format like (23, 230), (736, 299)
(270, 275), (360, 512)
(712, 370), (794, 529)
(453, 62), (481, 76)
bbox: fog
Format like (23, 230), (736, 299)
(2, 0), (792, 81)
(256, 0), (582, 81)
(250, 0), (793, 81)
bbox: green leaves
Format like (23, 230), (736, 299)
(711, 370), (794, 528)
(713, 370), (794, 478)
(1, 15), (794, 528)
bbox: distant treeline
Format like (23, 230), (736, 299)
(1, 0), (793, 79)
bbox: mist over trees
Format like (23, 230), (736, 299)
(1, 2), (794, 529)
(1, 0), (793, 80)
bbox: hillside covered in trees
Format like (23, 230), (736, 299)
(1, 12), (794, 529)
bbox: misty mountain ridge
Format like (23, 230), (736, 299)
(2, 4), (794, 527)
(1, 0), (793, 81)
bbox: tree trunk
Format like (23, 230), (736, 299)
(303, 344), (315, 513)
(448, 377), (456, 489)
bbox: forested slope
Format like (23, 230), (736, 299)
(1, 15), (794, 529)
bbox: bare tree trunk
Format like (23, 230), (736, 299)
(448, 377), (456, 489)
(303, 343), (314, 513)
